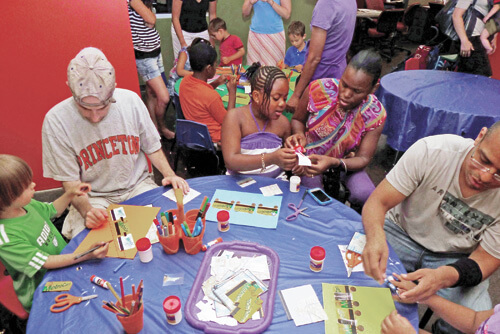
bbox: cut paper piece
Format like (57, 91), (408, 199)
(110, 207), (126, 220)
(74, 204), (160, 259)
(221, 93), (251, 106)
(163, 188), (200, 205)
(279, 284), (328, 326)
(42, 281), (72, 292)
(163, 273), (184, 286)
(323, 283), (396, 334)
(297, 152), (311, 166)
(205, 189), (282, 229)
(118, 234), (135, 251)
(237, 177), (256, 188)
(259, 184), (283, 196)
(338, 245), (364, 274)
(347, 232), (366, 254)
(145, 222), (159, 244)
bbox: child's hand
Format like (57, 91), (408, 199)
(271, 148), (297, 170)
(226, 75), (238, 94)
(89, 241), (109, 259)
(294, 64), (303, 72)
(381, 310), (416, 334)
(66, 182), (91, 197)
(221, 57), (230, 65)
(213, 75), (227, 87)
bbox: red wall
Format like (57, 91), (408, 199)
(1, 1), (140, 190)
(490, 36), (500, 80)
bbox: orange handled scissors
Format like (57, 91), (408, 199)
(50, 293), (98, 313)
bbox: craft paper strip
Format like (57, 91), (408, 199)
(74, 204), (160, 259)
(323, 283), (395, 334)
(205, 189), (282, 229)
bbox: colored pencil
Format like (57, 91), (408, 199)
(119, 277), (125, 308)
(106, 282), (122, 304)
(73, 240), (111, 260)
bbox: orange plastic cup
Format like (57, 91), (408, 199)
(181, 209), (205, 255)
(116, 294), (144, 334)
(158, 209), (181, 255)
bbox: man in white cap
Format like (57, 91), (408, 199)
(42, 47), (189, 239)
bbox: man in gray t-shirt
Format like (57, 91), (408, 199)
(362, 122), (500, 333)
(42, 47), (189, 239)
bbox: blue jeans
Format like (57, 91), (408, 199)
(135, 53), (165, 81)
(384, 219), (491, 334)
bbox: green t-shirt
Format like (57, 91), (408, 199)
(0, 199), (67, 311)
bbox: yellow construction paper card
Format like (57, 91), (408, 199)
(42, 281), (72, 292)
(221, 93), (251, 106)
(74, 204), (160, 259)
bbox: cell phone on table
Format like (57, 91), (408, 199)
(308, 188), (334, 206)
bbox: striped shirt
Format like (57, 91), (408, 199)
(128, 0), (161, 52)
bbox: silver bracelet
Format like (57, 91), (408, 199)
(338, 159), (347, 173)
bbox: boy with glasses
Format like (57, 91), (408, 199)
(362, 122), (500, 334)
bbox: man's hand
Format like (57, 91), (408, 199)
(162, 175), (190, 194)
(284, 133), (306, 149)
(361, 234), (389, 284)
(85, 208), (109, 229)
(381, 310), (416, 334)
(398, 267), (457, 302)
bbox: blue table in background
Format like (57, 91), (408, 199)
(377, 70), (500, 152)
(27, 175), (418, 333)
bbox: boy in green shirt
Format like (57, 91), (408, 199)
(0, 154), (109, 312)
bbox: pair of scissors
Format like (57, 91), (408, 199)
(286, 191), (310, 221)
(50, 293), (98, 313)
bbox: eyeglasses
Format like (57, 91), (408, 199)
(470, 148), (500, 182)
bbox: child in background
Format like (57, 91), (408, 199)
(283, 21), (308, 71)
(480, 0), (500, 54)
(208, 17), (245, 67)
(221, 64), (296, 178)
(179, 40), (238, 145)
(167, 38), (227, 102)
(0, 155), (109, 312)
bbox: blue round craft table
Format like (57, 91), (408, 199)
(376, 70), (500, 152)
(27, 175), (417, 333)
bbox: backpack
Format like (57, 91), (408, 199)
(435, 0), (484, 41)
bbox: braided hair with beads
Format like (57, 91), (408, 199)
(245, 63), (287, 113)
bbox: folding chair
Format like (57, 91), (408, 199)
(0, 261), (29, 319)
(173, 119), (222, 177)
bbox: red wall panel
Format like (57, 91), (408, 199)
(1, 1), (139, 190)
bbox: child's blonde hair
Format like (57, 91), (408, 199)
(0, 155), (33, 212)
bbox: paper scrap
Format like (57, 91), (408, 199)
(338, 245), (364, 273)
(163, 273), (184, 286)
(279, 284), (328, 326)
(145, 222), (159, 244)
(237, 177), (256, 188)
(42, 281), (72, 292)
(297, 152), (311, 166)
(259, 184), (283, 196)
(347, 232), (366, 254)
(163, 188), (200, 204)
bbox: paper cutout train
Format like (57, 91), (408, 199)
(212, 199), (278, 216)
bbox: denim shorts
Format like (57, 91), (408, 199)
(135, 53), (165, 81)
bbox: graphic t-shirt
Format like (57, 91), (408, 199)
(386, 135), (500, 257)
(0, 200), (66, 311)
(42, 88), (161, 197)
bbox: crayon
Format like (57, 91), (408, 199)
(113, 260), (126, 273)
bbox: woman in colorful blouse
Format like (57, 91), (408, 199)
(285, 49), (386, 208)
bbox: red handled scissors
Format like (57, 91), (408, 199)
(50, 293), (98, 313)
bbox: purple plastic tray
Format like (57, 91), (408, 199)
(185, 241), (280, 334)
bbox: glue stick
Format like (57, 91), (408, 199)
(90, 275), (109, 289)
(201, 237), (223, 251)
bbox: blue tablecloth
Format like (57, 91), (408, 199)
(377, 70), (500, 152)
(27, 175), (418, 333)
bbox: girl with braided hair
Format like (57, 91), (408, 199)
(221, 64), (297, 178)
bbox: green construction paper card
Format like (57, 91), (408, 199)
(323, 283), (395, 334)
